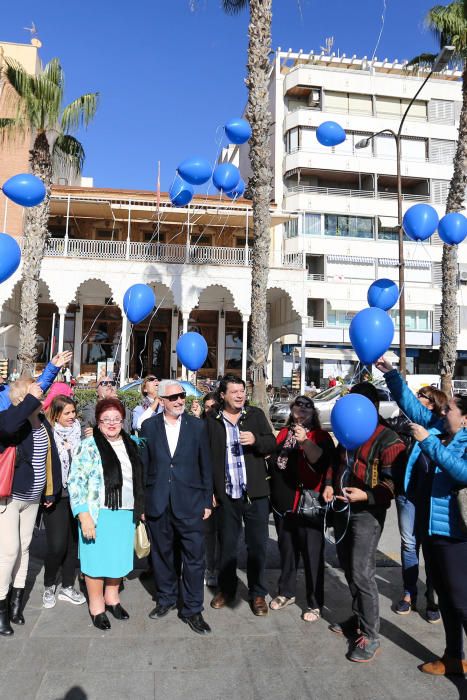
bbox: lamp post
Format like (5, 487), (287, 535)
(355, 46), (454, 378)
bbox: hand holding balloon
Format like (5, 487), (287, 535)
(374, 356), (393, 374)
(337, 487), (368, 503)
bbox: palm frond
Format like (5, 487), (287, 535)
(30, 75), (62, 128)
(425, 2), (466, 58)
(3, 58), (34, 99)
(43, 58), (65, 92)
(222, 0), (249, 15)
(60, 92), (99, 133)
(52, 134), (85, 177)
(405, 52), (438, 70)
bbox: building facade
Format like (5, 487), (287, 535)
(238, 49), (467, 386)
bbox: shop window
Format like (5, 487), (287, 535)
(225, 311), (243, 371)
(81, 304), (122, 369)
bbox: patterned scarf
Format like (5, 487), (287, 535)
(277, 428), (298, 470)
(53, 419), (82, 487)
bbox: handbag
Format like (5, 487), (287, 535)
(296, 488), (323, 523)
(455, 487), (467, 534)
(134, 521), (151, 559)
(0, 446), (16, 498)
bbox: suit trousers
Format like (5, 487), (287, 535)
(147, 503), (205, 617)
(218, 495), (269, 598)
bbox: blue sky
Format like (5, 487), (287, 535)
(2, 0), (445, 191)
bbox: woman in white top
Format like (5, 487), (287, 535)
(68, 398), (144, 630)
(132, 375), (163, 432)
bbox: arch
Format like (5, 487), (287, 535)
(267, 287), (302, 342)
(0, 277), (58, 315)
(145, 281), (175, 310)
(194, 284), (238, 312)
(267, 284), (304, 317)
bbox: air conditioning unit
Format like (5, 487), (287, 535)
(308, 89), (321, 108)
(459, 264), (467, 283)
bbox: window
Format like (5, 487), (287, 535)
(143, 230), (165, 243)
(326, 304), (356, 328)
(225, 311), (243, 370)
(302, 213), (321, 236)
(428, 99), (455, 124)
(192, 234), (212, 246)
(376, 96), (427, 121)
(402, 138), (427, 161)
(81, 304), (122, 368)
(286, 127), (299, 153)
(324, 215), (374, 239)
(390, 310), (431, 331)
(325, 91), (372, 115)
(429, 139), (456, 164)
(284, 219), (298, 238)
(234, 237), (247, 248)
(48, 225), (73, 239)
(95, 229), (113, 239)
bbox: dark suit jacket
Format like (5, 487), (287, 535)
(206, 406), (276, 501)
(140, 412), (213, 520)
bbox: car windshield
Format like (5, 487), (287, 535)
(314, 385), (346, 402)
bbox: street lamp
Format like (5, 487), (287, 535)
(355, 46), (455, 377)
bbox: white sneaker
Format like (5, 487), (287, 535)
(58, 586), (86, 605)
(204, 570), (218, 588)
(43, 586), (56, 609)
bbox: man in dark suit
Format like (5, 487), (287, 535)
(140, 380), (213, 635)
(206, 374), (277, 616)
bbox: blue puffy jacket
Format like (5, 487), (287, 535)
(385, 369), (467, 540)
(0, 362), (60, 412)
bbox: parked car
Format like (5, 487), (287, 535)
(119, 379), (203, 398)
(269, 381), (399, 432)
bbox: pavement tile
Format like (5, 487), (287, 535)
(0, 669), (44, 700)
(35, 671), (156, 700)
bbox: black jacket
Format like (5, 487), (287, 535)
(140, 412), (213, 519)
(0, 394), (62, 500)
(206, 406), (276, 501)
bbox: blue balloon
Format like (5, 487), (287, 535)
(212, 163), (240, 194)
(0, 233), (21, 283)
(226, 178), (246, 199)
(225, 118), (252, 145)
(176, 332), (208, 371)
(316, 121), (346, 147)
(438, 212), (467, 245)
(2, 173), (46, 207)
(402, 204), (439, 242)
(367, 279), (399, 311)
(169, 176), (194, 207)
(349, 307), (395, 364)
(177, 157), (212, 186)
(123, 284), (155, 324)
(331, 394), (378, 450)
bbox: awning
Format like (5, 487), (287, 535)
(378, 258), (431, 269)
(305, 347), (399, 363)
(328, 300), (363, 311)
(327, 255), (374, 265)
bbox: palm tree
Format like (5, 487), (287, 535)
(412, 1), (466, 394)
(0, 56), (98, 374)
(222, 0), (273, 412)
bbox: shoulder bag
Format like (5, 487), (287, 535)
(0, 446), (17, 498)
(296, 488), (323, 524)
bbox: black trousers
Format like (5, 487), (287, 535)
(147, 504), (205, 617)
(43, 496), (79, 589)
(423, 536), (467, 658)
(273, 512), (324, 609)
(218, 495), (269, 598)
(335, 508), (386, 640)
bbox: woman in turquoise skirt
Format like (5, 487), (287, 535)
(68, 397), (144, 630)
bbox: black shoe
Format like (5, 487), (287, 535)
(0, 599), (14, 636)
(106, 603), (129, 620)
(329, 615), (360, 639)
(179, 612), (211, 635)
(90, 612), (111, 630)
(9, 587), (25, 625)
(149, 602), (177, 619)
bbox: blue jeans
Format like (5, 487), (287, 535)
(396, 495), (437, 607)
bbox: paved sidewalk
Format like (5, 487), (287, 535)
(1, 511), (466, 700)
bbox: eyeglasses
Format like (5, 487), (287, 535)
(99, 418), (122, 425)
(417, 392), (429, 400)
(99, 381), (116, 387)
(294, 400), (313, 409)
(162, 392), (186, 402)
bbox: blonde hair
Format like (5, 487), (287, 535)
(9, 378), (35, 406)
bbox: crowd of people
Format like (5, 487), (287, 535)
(0, 355), (466, 677)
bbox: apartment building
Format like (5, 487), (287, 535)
(239, 49), (467, 386)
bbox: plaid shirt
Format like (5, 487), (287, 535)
(222, 413), (247, 498)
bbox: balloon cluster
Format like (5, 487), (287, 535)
(402, 203), (467, 245)
(170, 117), (251, 207)
(0, 173), (47, 284)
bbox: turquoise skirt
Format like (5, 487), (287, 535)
(78, 508), (135, 578)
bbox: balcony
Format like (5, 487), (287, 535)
(38, 238), (304, 269)
(284, 184), (430, 203)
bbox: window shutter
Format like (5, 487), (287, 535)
(432, 262), (443, 285)
(433, 305), (442, 332)
(324, 91), (348, 113)
(429, 139), (456, 164)
(431, 180), (450, 205)
(428, 99), (455, 124)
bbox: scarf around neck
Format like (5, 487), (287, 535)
(53, 419), (82, 487)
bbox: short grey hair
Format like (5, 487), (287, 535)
(158, 379), (184, 398)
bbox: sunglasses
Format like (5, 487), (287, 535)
(146, 377), (158, 382)
(99, 381), (116, 387)
(294, 399), (313, 409)
(417, 392), (429, 400)
(162, 392), (186, 402)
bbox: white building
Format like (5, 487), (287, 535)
(238, 49), (467, 387)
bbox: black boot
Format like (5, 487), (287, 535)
(9, 588), (25, 625)
(0, 598), (14, 636)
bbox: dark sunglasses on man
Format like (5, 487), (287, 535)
(146, 376), (158, 382)
(99, 380), (116, 387)
(162, 392), (186, 402)
(294, 399), (313, 409)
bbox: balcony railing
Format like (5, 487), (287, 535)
(307, 273), (325, 281)
(285, 185), (430, 202)
(38, 237), (304, 269)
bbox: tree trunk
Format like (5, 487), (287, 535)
(246, 0), (273, 414)
(439, 63), (467, 395)
(18, 131), (52, 376)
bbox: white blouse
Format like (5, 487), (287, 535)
(99, 439), (134, 510)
